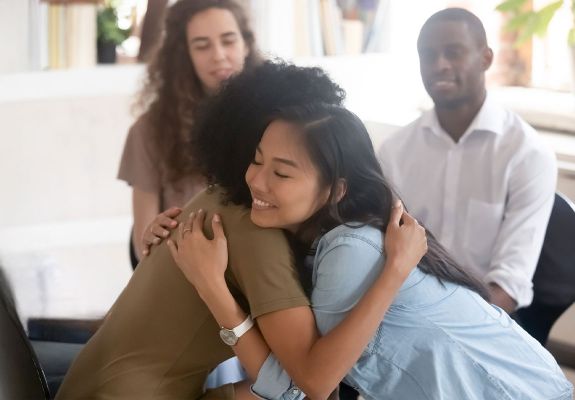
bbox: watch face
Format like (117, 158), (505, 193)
(220, 329), (239, 346)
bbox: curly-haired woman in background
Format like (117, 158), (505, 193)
(118, 0), (261, 268)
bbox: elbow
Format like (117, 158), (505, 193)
(298, 379), (338, 400)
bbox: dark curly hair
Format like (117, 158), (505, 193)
(190, 60), (346, 206)
(136, 0), (262, 183)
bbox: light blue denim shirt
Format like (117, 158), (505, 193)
(251, 224), (573, 400)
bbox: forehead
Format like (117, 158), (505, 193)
(417, 20), (476, 50)
(261, 120), (305, 151)
(186, 8), (240, 38)
(260, 120), (315, 163)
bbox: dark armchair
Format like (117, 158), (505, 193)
(0, 268), (50, 399)
(517, 192), (575, 368)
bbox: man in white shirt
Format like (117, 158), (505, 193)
(379, 8), (557, 313)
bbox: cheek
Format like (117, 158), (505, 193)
(189, 51), (208, 76)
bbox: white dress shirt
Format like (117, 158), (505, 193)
(378, 95), (557, 308)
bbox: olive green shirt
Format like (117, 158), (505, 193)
(56, 186), (309, 399)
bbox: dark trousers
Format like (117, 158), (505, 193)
(516, 300), (572, 345)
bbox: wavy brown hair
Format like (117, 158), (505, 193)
(136, 0), (261, 183)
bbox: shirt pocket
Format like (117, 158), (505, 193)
(464, 199), (504, 267)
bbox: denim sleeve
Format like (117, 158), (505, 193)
(251, 229), (384, 399)
(312, 232), (385, 336)
(250, 353), (305, 400)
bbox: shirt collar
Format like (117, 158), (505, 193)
(421, 93), (506, 141)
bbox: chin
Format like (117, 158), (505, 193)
(432, 96), (466, 109)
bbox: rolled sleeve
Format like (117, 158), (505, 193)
(486, 145), (557, 308)
(251, 354), (305, 400)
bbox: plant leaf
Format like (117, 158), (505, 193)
(496, 0), (530, 12)
(505, 12), (534, 31)
(568, 27), (575, 46)
(533, 0), (564, 37)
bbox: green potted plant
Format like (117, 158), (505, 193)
(97, 0), (131, 64)
(496, 0), (574, 45)
(496, 0), (575, 87)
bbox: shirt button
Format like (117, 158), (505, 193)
(292, 388), (300, 394)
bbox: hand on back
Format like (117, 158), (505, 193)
(167, 210), (229, 293)
(384, 201), (428, 281)
(141, 207), (182, 256)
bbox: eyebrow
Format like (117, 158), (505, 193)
(256, 146), (299, 168)
(189, 31), (238, 45)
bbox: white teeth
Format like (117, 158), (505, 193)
(253, 198), (273, 207)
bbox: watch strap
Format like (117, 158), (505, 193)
(227, 315), (254, 338)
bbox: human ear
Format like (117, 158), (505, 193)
(481, 46), (494, 71)
(334, 179), (347, 203)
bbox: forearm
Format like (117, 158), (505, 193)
(198, 279), (270, 382)
(132, 188), (160, 259)
(296, 262), (403, 393)
(488, 282), (517, 313)
(258, 258), (406, 400)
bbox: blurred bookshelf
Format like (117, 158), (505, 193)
(241, 0), (390, 59)
(5, 0), (391, 75)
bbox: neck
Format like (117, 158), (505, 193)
(435, 91), (486, 143)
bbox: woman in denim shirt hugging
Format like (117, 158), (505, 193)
(152, 99), (572, 399)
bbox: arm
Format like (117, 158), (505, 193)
(169, 205), (427, 399)
(485, 147), (556, 311)
(131, 187), (161, 260)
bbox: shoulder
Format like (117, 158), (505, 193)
(500, 109), (556, 168)
(185, 187), (291, 251)
(379, 115), (425, 156)
(318, 224), (383, 256)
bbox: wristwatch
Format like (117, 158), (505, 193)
(219, 315), (254, 346)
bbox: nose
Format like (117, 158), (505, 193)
(246, 164), (269, 194)
(432, 53), (451, 73)
(211, 42), (226, 61)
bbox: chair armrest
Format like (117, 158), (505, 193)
(27, 318), (103, 344)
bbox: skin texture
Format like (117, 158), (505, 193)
(417, 20), (493, 142)
(165, 122), (428, 399)
(417, 19), (516, 313)
(246, 120), (332, 233)
(186, 8), (249, 94)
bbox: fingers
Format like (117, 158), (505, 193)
(163, 206), (182, 219)
(401, 210), (418, 226)
(211, 214), (225, 241)
(388, 200), (404, 227)
(192, 209), (207, 233)
(166, 239), (178, 262)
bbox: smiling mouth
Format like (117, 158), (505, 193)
(252, 197), (275, 210)
(431, 80), (457, 90)
(212, 69), (233, 79)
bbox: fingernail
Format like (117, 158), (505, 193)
(198, 209), (203, 214)
(167, 240), (173, 246)
(189, 211), (195, 218)
(213, 214), (221, 222)
(171, 221), (177, 227)
(153, 238), (160, 244)
(143, 250), (148, 256)
(393, 200), (401, 208)
(163, 230), (169, 237)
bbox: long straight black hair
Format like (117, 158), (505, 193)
(272, 103), (489, 299)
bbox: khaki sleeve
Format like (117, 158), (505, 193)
(117, 115), (162, 193)
(225, 217), (309, 318)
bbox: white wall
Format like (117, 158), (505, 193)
(0, 0), (30, 74)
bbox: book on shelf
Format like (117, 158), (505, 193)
(31, 0), (98, 70)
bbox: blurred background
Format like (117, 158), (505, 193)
(0, 0), (574, 386)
